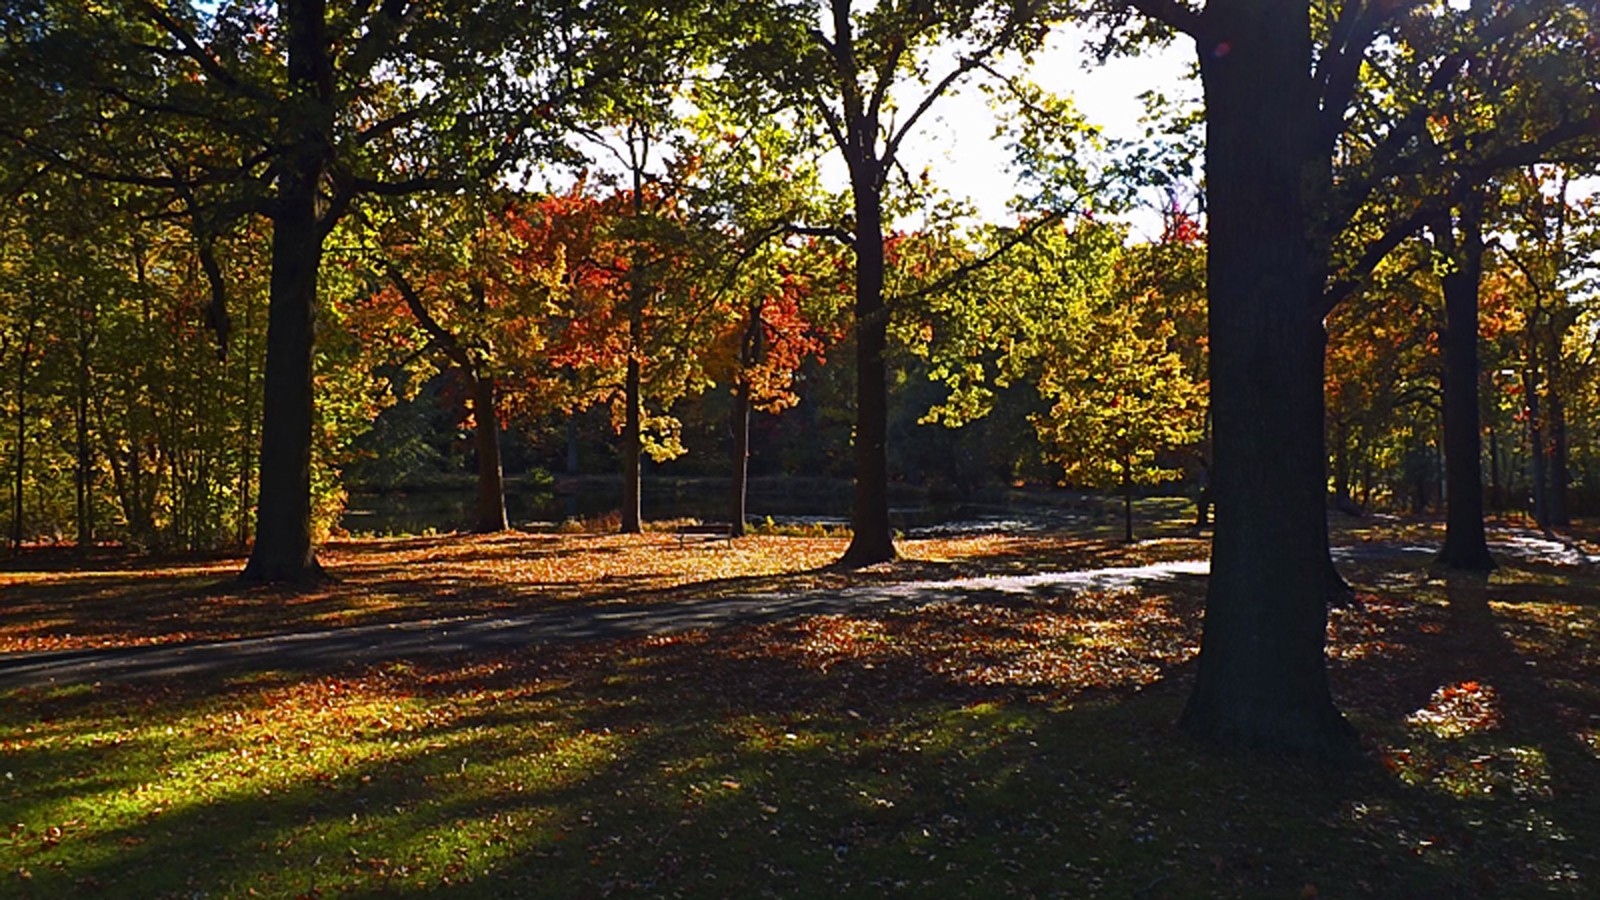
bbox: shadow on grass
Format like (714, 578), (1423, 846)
(0, 530), (1209, 664)
(5, 553), (1600, 897)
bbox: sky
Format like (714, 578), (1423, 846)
(884, 23), (1196, 234)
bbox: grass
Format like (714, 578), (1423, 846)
(2, 518), (1599, 897)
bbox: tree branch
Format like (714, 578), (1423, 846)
(890, 208), (1070, 308)
(1125, 0), (1205, 39)
(135, 0), (272, 103)
(384, 264), (477, 378)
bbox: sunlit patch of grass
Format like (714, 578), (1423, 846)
(1406, 681), (1503, 739)
(1, 530), (1220, 654)
(5, 518), (1600, 896)
(1384, 743), (1551, 800)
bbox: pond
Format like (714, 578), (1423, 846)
(337, 475), (1132, 537)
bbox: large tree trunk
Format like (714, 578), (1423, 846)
(1178, 2), (1356, 758)
(1436, 200), (1495, 570)
(471, 374), (508, 533)
(241, 0), (329, 584)
(839, 164), (895, 567)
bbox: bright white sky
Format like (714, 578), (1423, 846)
(541, 22), (1196, 234)
(885, 23), (1196, 235)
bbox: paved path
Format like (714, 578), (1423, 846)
(0, 561), (1210, 690)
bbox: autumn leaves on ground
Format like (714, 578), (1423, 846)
(4, 519), (1600, 898)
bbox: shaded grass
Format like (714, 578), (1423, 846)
(3, 520), (1600, 897)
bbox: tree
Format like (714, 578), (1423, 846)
(1498, 164), (1600, 529)
(1371, 4), (1600, 567)
(1325, 244), (1442, 514)
(732, 0), (1053, 566)
(909, 217), (1204, 543)
(506, 180), (724, 528)
(1105, 0), (1600, 756)
(1430, 189), (1497, 568)
(710, 237), (843, 535)
(1033, 246), (1204, 542)
(1110, 0), (1357, 756)
(2, 0), (595, 581)
(677, 101), (846, 536)
(360, 194), (565, 533)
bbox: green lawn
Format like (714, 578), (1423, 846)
(3, 521), (1598, 897)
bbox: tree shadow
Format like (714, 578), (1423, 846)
(11, 568), (1599, 898)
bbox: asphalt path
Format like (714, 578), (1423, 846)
(0, 561), (1211, 691)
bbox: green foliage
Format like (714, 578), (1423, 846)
(905, 216), (1204, 494)
(0, 161), (270, 550)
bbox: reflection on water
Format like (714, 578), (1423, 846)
(339, 476), (1113, 537)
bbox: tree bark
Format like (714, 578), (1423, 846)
(1436, 199), (1495, 570)
(241, 0), (330, 584)
(1524, 364), (1550, 529)
(1549, 388), (1569, 526)
(1121, 448), (1134, 543)
(620, 343), (643, 534)
(471, 374), (508, 533)
(729, 378), (751, 538)
(75, 295), (95, 551)
(838, 147), (896, 566)
(10, 320), (34, 551)
(1177, 2), (1357, 758)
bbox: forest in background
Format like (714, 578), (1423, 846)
(3, 0), (1600, 760)
(1, 0), (1593, 555)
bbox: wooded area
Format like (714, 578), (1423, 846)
(4, 2), (1600, 894)
(3, 0), (1599, 760)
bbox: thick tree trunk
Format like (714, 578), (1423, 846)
(242, 176), (322, 581)
(241, 0), (329, 584)
(729, 379), (751, 538)
(471, 374), (508, 533)
(1436, 202), (1495, 570)
(839, 165), (896, 567)
(1178, 3), (1356, 758)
